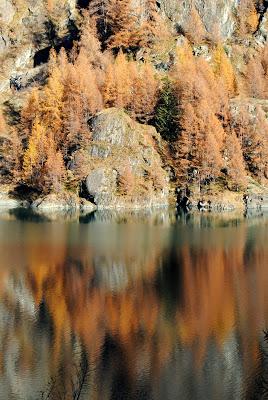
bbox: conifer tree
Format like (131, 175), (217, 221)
(40, 64), (64, 144)
(118, 165), (135, 195)
(136, 0), (160, 49)
(172, 44), (226, 187)
(129, 62), (159, 122)
(45, 135), (66, 192)
(102, 52), (132, 109)
(79, 14), (105, 70)
(223, 131), (247, 190)
(113, 52), (132, 108)
(184, 7), (207, 44)
(20, 88), (40, 140)
(106, 0), (138, 51)
(102, 62), (118, 107)
(23, 118), (47, 185)
(232, 105), (268, 181)
(213, 45), (236, 95)
(154, 77), (178, 140)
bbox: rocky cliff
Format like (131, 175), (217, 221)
(2, 0), (268, 102)
(85, 108), (169, 208)
(0, 0), (77, 101)
(1, 0), (268, 210)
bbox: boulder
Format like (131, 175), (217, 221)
(0, 187), (28, 209)
(85, 108), (170, 209)
(32, 192), (96, 211)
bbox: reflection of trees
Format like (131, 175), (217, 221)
(0, 213), (268, 397)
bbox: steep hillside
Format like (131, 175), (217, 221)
(1, 0), (268, 209)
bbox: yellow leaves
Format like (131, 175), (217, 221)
(106, 0), (138, 50)
(23, 119), (66, 191)
(114, 52), (133, 107)
(212, 45), (236, 95)
(45, 135), (66, 191)
(23, 118), (47, 179)
(103, 52), (132, 108)
(175, 42), (193, 67)
(74, 50), (103, 114)
(103, 63), (118, 107)
(102, 52), (159, 121)
(41, 65), (64, 142)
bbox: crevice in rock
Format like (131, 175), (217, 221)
(9, 184), (42, 203)
(254, 0), (268, 34)
(34, 19), (80, 67)
(77, 0), (90, 9)
(34, 46), (51, 66)
(79, 181), (96, 204)
(34, 35), (78, 66)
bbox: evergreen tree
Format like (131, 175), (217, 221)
(154, 77), (178, 140)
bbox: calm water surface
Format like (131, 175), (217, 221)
(0, 208), (268, 400)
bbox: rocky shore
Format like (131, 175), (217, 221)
(2, 183), (268, 214)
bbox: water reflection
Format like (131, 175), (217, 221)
(0, 210), (268, 399)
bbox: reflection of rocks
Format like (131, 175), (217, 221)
(5, 276), (36, 317)
(156, 334), (243, 400)
(92, 208), (176, 225)
(0, 278), (51, 400)
(95, 260), (129, 291)
(0, 213), (268, 398)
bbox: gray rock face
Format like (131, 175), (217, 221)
(85, 108), (170, 209)
(256, 10), (268, 44)
(0, 0), (77, 100)
(86, 168), (117, 206)
(244, 194), (268, 209)
(160, 0), (239, 39)
(32, 192), (96, 211)
(0, 191), (28, 209)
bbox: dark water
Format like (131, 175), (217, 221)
(1, 208), (268, 400)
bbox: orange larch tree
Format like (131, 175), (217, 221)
(105, 0), (138, 51)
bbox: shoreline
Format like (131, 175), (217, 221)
(2, 186), (268, 214)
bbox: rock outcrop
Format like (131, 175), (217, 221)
(0, 0), (78, 101)
(1, 0), (268, 105)
(85, 108), (170, 209)
(32, 192), (96, 211)
(160, 0), (239, 39)
(0, 186), (28, 208)
(2, 0), (268, 212)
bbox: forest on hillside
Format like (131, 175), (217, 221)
(1, 0), (268, 202)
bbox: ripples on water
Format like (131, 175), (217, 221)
(0, 208), (268, 399)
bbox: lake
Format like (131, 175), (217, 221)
(0, 208), (268, 400)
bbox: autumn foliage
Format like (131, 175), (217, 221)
(1, 5), (268, 197)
